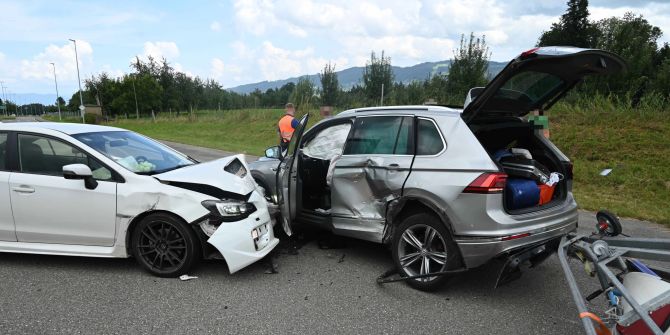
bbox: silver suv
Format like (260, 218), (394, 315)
(250, 47), (625, 290)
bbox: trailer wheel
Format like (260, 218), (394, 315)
(596, 210), (622, 237)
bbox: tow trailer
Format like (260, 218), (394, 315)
(559, 211), (670, 335)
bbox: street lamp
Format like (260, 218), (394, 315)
(69, 38), (85, 123)
(50, 62), (62, 120)
(0, 81), (6, 116)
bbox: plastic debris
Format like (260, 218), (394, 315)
(600, 168), (612, 176)
(179, 274), (198, 281)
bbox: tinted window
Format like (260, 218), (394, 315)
(18, 134), (112, 180)
(417, 119), (444, 155)
(0, 133), (7, 170)
(496, 71), (564, 106)
(344, 116), (413, 155)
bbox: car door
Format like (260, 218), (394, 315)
(9, 133), (117, 246)
(0, 132), (16, 242)
(329, 115), (415, 243)
(276, 115), (309, 236)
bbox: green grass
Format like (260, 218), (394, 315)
(550, 100), (670, 225)
(108, 109), (325, 155)
(47, 105), (669, 225)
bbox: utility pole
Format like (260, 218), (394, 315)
(380, 83), (384, 106)
(69, 39), (85, 123)
(50, 62), (62, 120)
(132, 75), (139, 119)
(0, 81), (6, 116)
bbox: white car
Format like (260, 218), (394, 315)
(0, 122), (278, 277)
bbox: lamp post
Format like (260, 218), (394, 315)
(50, 62), (62, 120)
(0, 81), (6, 116)
(69, 39), (85, 123)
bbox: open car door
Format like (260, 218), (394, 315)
(275, 114), (309, 236)
(462, 46), (626, 123)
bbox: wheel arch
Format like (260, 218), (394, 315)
(385, 196), (465, 267)
(124, 210), (205, 257)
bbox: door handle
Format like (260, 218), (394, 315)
(12, 185), (35, 194)
(271, 167), (278, 172)
(387, 164), (400, 170)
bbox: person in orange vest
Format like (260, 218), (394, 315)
(278, 102), (299, 152)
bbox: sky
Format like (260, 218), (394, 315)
(0, 0), (669, 104)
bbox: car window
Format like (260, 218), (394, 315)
(0, 133), (7, 171)
(302, 123), (351, 160)
(496, 71), (564, 106)
(417, 119), (444, 155)
(73, 131), (194, 175)
(344, 116), (413, 155)
(18, 134), (113, 181)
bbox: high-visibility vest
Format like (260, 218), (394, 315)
(278, 114), (295, 143)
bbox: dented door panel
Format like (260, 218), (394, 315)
(330, 115), (415, 242)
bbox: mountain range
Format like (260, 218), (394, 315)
(228, 60), (508, 94)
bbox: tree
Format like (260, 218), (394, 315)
(319, 62), (339, 106)
(590, 13), (663, 95)
(362, 51), (394, 105)
(290, 76), (316, 112)
(446, 33), (490, 103)
(538, 0), (595, 47)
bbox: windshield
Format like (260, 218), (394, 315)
(72, 131), (196, 175)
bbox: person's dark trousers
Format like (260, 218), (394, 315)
(279, 140), (289, 153)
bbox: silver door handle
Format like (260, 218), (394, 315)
(12, 186), (35, 194)
(271, 167), (277, 172)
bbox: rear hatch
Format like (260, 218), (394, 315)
(462, 46), (626, 123)
(462, 47), (626, 213)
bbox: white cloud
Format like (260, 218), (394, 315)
(211, 58), (226, 79)
(142, 41), (180, 60)
(210, 21), (222, 32)
(20, 40), (94, 82)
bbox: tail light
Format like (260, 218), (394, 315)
(463, 172), (507, 194)
(563, 161), (574, 179)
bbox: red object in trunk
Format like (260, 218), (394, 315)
(538, 184), (556, 205)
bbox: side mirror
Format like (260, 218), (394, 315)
(63, 164), (98, 190)
(265, 146), (281, 159)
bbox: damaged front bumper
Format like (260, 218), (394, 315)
(199, 193), (279, 273)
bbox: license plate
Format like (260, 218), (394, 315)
(252, 224), (271, 251)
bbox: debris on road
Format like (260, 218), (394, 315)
(179, 274), (198, 281)
(600, 168), (613, 176)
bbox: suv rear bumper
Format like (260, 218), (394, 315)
(454, 218), (577, 268)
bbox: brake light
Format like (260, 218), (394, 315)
(463, 173), (507, 194)
(520, 47), (540, 59)
(501, 233), (531, 241)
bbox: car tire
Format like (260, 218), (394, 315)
(131, 213), (201, 277)
(391, 212), (460, 291)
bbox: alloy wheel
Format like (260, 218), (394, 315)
(137, 220), (188, 272)
(397, 224), (448, 282)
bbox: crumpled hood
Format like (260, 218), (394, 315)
(153, 154), (257, 199)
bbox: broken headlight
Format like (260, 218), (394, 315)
(201, 199), (257, 222)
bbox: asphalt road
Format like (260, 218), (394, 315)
(1, 141), (669, 334)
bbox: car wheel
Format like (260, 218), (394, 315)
(392, 212), (460, 291)
(131, 213), (201, 277)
